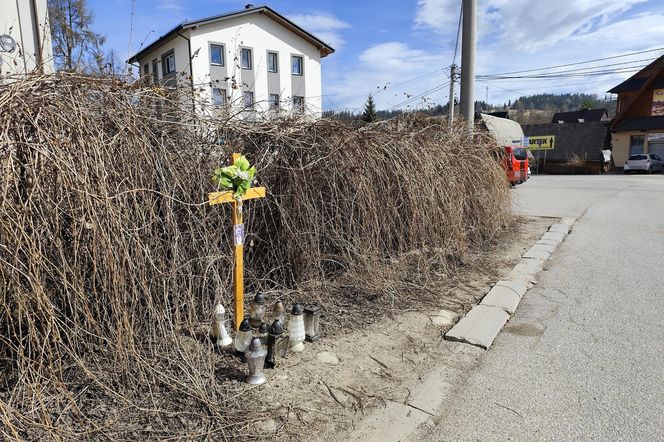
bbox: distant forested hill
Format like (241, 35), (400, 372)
(505, 93), (616, 116)
(324, 93), (617, 123)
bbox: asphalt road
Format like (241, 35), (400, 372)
(422, 174), (664, 441)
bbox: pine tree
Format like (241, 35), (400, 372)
(362, 94), (378, 122)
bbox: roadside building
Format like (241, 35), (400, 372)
(608, 56), (664, 167)
(127, 4), (334, 118)
(0, 0), (53, 76)
(523, 121), (610, 174)
(551, 108), (609, 124)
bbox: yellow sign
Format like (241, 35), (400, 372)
(528, 136), (555, 151)
(652, 89), (664, 116)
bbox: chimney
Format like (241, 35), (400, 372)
(245, 4), (254, 9)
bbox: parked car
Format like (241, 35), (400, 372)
(623, 153), (664, 173)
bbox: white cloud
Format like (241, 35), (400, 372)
(326, 42), (452, 111)
(157, 0), (183, 13)
(288, 13), (351, 49)
(414, 0), (649, 51)
(323, 0), (662, 110)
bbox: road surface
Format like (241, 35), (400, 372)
(421, 174), (664, 441)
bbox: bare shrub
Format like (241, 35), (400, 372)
(0, 74), (511, 439)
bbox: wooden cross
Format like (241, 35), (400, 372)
(209, 153), (266, 330)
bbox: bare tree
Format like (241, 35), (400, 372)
(48, 0), (106, 71)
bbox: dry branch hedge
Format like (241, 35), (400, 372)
(0, 74), (511, 439)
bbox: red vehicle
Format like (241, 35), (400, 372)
(503, 146), (529, 185)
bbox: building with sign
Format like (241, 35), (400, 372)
(608, 56), (664, 167)
(0, 0), (53, 76)
(523, 121), (610, 174)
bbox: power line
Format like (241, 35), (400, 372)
(483, 65), (646, 80)
(452, 4), (463, 64)
(479, 47), (664, 77)
(479, 57), (655, 79)
(387, 81), (450, 110)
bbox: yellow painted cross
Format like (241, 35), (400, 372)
(209, 153), (266, 330)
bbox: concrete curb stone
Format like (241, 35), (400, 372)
(541, 231), (566, 243)
(549, 223), (571, 234)
(523, 244), (553, 260)
(445, 216), (576, 350)
(444, 305), (510, 349)
(480, 286), (521, 314)
(494, 280), (528, 298)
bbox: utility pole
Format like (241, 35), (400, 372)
(460, 0), (476, 131)
(449, 64), (457, 126)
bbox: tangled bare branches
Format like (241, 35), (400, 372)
(0, 74), (511, 439)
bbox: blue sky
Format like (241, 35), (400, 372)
(90, 0), (664, 111)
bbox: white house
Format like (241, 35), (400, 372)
(0, 0), (53, 76)
(127, 5), (334, 117)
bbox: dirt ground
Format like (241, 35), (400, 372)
(235, 216), (552, 440)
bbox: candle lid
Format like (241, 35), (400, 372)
(303, 305), (320, 314)
(291, 303), (303, 315)
(253, 292), (266, 305)
(269, 319), (283, 335)
(213, 303), (226, 315)
(239, 318), (251, 332)
(249, 337), (263, 351)
(258, 322), (269, 333)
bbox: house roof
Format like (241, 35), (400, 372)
(487, 111), (509, 119)
(127, 5), (335, 63)
(478, 113), (524, 146)
(551, 108), (608, 123)
(608, 77), (664, 93)
(611, 116), (664, 132)
(523, 121), (610, 161)
(608, 55), (664, 129)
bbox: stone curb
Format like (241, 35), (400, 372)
(445, 216), (576, 349)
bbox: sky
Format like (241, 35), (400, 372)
(88, 0), (664, 112)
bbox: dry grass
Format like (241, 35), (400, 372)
(0, 74), (512, 440)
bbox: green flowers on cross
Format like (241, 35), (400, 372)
(212, 155), (257, 199)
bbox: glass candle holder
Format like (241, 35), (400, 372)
(212, 303), (233, 347)
(256, 322), (269, 346)
(266, 319), (284, 369)
(303, 305), (321, 342)
(245, 337), (267, 385)
(249, 292), (266, 328)
(272, 300), (285, 327)
(288, 304), (305, 352)
(234, 318), (253, 354)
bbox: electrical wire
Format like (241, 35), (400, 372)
(479, 47), (664, 77)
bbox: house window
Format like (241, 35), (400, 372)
(241, 48), (252, 69)
(243, 91), (254, 109)
(212, 88), (226, 107)
(630, 135), (645, 155)
(267, 51), (278, 73)
(269, 94), (280, 109)
(142, 64), (149, 77)
(162, 51), (175, 75)
(293, 96), (305, 112)
(291, 55), (303, 75)
(151, 59), (159, 83)
(210, 44), (224, 66)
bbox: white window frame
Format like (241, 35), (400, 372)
(212, 88), (226, 107)
(241, 48), (252, 70)
(293, 96), (305, 112)
(210, 44), (224, 66)
(291, 55), (303, 76)
(269, 93), (280, 109)
(243, 91), (254, 109)
(162, 51), (176, 75)
(267, 51), (278, 73)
